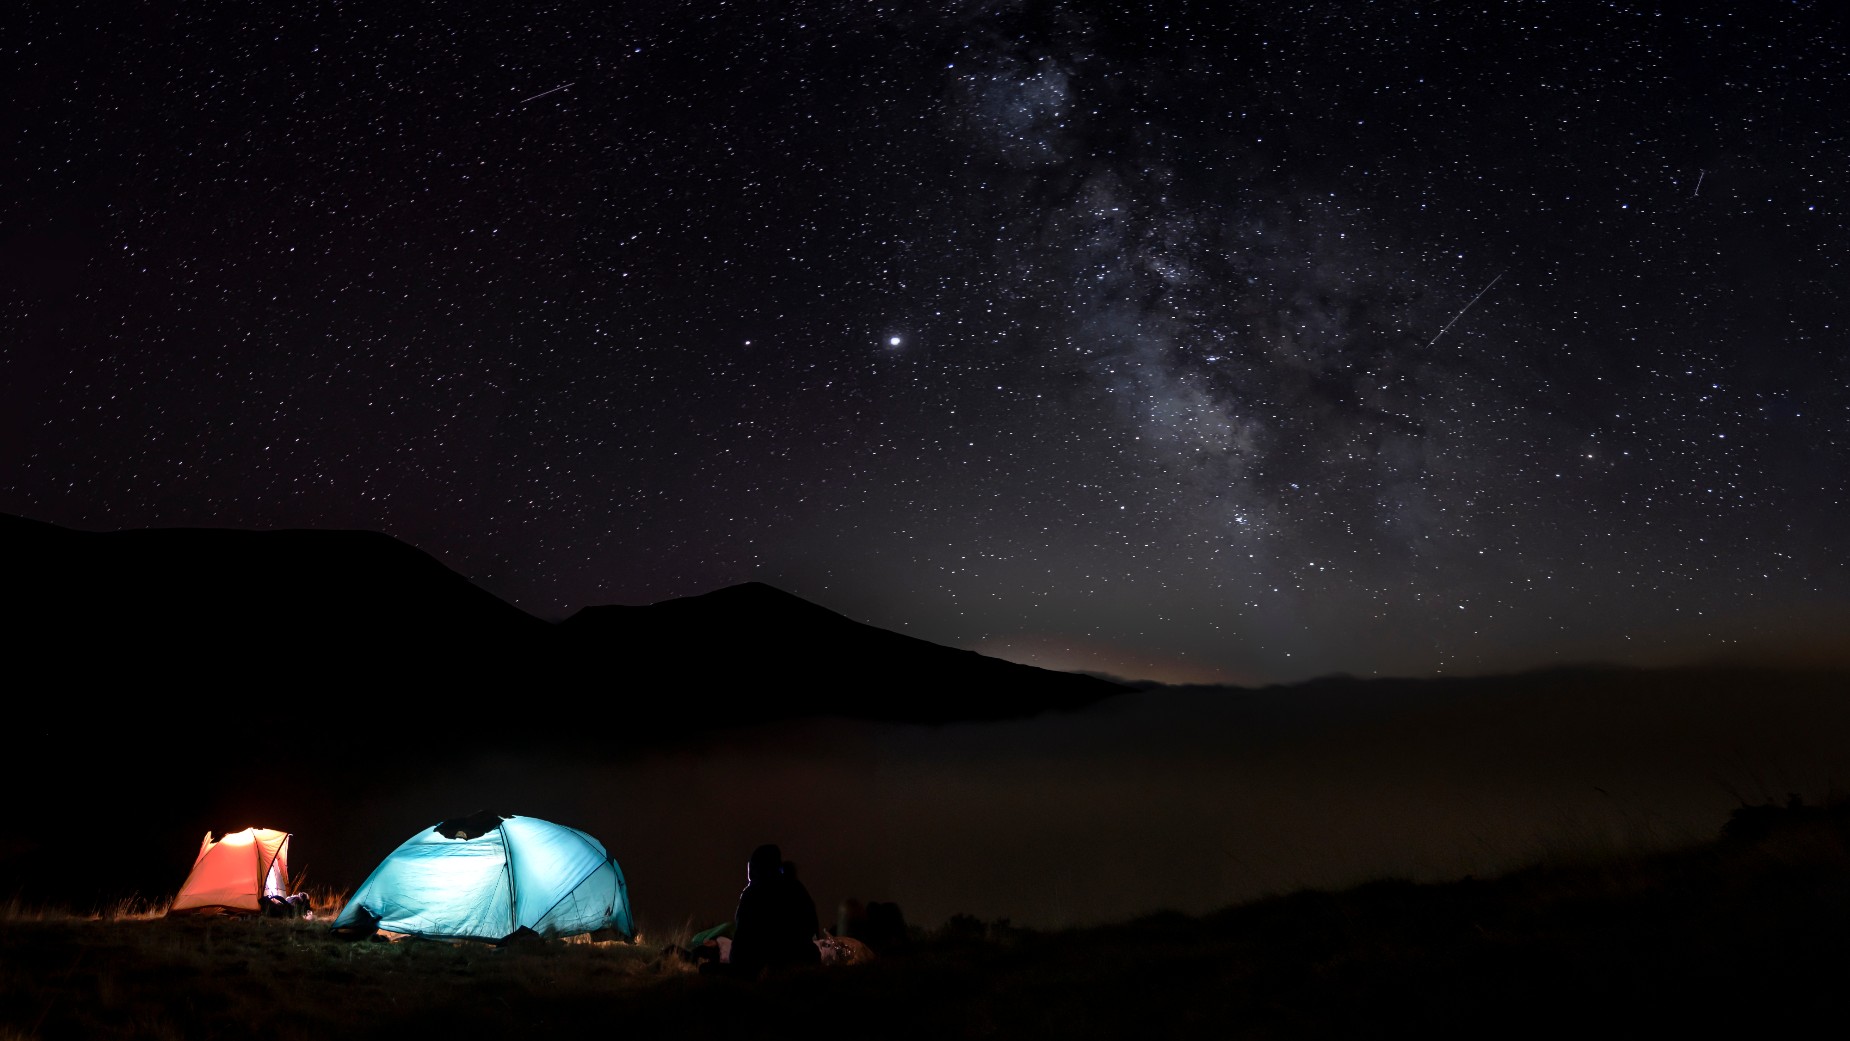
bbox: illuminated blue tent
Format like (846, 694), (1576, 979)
(332, 813), (633, 942)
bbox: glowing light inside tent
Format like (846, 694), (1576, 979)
(169, 827), (292, 916)
(332, 815), (632, 942)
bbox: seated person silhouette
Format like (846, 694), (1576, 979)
(714, 843), (820, 978)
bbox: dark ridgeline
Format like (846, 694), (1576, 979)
(2, 513), (1125, 730)
(3, 512), (550, 691)
(558, 582), (1126, 725)
(0, 512), (1129, 908)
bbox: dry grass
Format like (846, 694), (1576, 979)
(0, 909), (671, 1041)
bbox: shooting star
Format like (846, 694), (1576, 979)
(519, 83), (574, 105)
(1426, 272), (1504, 348)
(1693, 169), (1707, 198)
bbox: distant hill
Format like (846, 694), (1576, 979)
(559, 582), (1127, 725)
(4, 512), (547, 671)
(1, 513), (1128, 735)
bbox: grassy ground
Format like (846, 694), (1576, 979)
(4, 803), (1848, 1040)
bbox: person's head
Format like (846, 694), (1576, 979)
(748, 844), (783, 884)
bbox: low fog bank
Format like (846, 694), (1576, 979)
(331, 667), (1850, 938)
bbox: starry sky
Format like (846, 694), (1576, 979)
(5, 1), (1847, 685)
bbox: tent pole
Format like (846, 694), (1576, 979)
(503, 820), (519, 936)
(253, 831), (265, 907)
(269, 833), (290, 897)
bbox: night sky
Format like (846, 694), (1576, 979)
(6, 1), (1846, 685)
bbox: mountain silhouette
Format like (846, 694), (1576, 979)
(4, 512), (548, 690)
(3, 513), (1127, 736)
(560, 581), (1127, 725)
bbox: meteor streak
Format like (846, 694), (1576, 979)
(519, 83), (574, 104)
(1425, 272), (1504, 348)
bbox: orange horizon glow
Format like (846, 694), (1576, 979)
(971, 636), (1262, 687)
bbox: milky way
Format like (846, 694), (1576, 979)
(4, 2), (1846, 682)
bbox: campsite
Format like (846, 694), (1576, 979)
(5, 794), (1850, 1039)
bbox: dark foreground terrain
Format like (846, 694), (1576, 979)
(4, 800), (1846, 1041)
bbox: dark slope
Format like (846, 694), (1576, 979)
(4, 512), (549, 691)
(558, 582), (1127, 725)
(2, 514), (1126, 728)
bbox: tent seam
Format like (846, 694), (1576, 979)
(525, 828), (620, 938)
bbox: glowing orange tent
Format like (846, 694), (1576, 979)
(168, 827), (292, 915)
